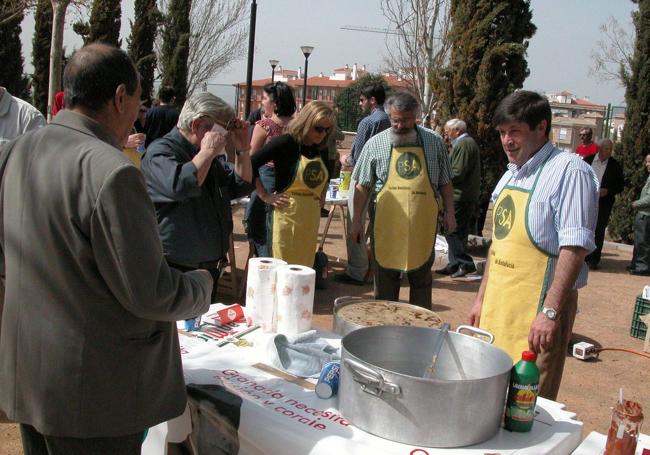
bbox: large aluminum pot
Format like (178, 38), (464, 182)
(339, 325), (512, 447)
(333, 296), (443, 336)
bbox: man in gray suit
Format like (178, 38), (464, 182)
(0, 44), (213, 454)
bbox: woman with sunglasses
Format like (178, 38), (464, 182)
(251, 101), (334, 266)
(246, 82), (297, 257)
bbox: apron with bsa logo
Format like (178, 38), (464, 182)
(373, 143), (439, 272)
(479, 159), (555, 362)
(272, 153), (328, 266)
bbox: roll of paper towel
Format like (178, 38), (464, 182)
(246, 257), (287, 332)
(275, 265), (316, 335)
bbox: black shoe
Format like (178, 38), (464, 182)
(333, 273), (366, 286)
(450, 265), (477, 278)
(435, 265), (458, 275)
(630, 269), (650, 276)
(320, 208), (330, 217)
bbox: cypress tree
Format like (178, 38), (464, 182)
(160, 0), (190, 107)
(609, 1), (650, 243)
(433, 0), (536, 218)
(74, 0), (122, 46)
(127, 0), (160, 103)
(32, 0), (53, 115)
(0, 11), (29, 99)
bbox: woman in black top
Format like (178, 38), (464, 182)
(251, 101), (334, 266)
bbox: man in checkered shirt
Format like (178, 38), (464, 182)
(350, 91), (456, 309)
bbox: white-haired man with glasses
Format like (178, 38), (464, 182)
(141, 92), (253, 300)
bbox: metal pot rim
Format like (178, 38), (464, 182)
(341, 325), (512, 382)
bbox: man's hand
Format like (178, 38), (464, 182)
(125, 133), (145, 149)
(468, 297), (482, 326)
(444, 210), (457, 234)
(200, 131), (226, 158)
(340, 153), (353, 167)
(599, 188), (608, 198)
(228, 118), (250, 151)
(263, 192), (290, 208)
(351, 219), (364, 243)
(528, 312), (560, 353)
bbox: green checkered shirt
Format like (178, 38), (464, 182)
(352, 126), (452, 194)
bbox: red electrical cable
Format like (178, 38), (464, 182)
(595, 347), (650, 360)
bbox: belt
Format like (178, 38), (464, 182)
(168, 258), (228, 272)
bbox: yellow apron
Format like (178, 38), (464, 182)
(373, 145), (438, 271)
(272, 154), (328, 266)
(480, 165), (554, 362)
(122, 147), (142, 168)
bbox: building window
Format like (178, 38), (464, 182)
(558, 128), (568, 141)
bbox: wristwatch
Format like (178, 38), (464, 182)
(541, 307), (558, 320)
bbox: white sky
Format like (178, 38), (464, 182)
(19, 0), (635, 106)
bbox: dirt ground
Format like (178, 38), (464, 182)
(1, 205), (649, 454)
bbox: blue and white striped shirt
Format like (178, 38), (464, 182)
(491, 142), (599, 288)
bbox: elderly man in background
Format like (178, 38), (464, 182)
(575, 127), (598, 159)
(351, 91), (456, 309)
(0, 43), (212, 455)
(436, 118), (481, 278)
(469, 90), (598, 400)
(583, 138), (624, 270)
(141, 93), (253, 300)
(0, 86), (45, 145)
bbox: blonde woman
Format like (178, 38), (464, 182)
(251, 101), (334, 266)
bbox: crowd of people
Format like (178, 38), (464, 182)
(0, 42), (640, 453)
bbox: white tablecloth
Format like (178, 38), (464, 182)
(142, 330), (583, 455)
(572, 431), (650, 454)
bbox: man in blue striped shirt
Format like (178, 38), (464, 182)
(335, 84), (391, 285)
(468, 90), (598, 400)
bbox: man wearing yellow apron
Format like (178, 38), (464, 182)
(468, 91), (598, 400)
(350, 92), (456, 309)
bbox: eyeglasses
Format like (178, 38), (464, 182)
(313, 126), (331, 134)
(213, 117), (237, 131)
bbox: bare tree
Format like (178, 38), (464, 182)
(380, 0), (452, 118)
(589, 16), (634, 88)
(0, 0), (36, 25)
(157, 0), (248, 96)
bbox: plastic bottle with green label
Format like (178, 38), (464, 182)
(505, 350), (540, 432)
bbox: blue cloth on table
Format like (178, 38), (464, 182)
(270, 330), (340, 378)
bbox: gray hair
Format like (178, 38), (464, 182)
(177, 92), (234, 131)
(385, 91), (420, 116)
(444, 118), (467, 133)
(599, 138), (613, 148)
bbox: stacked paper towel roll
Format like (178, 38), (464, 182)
(275, 265), (316, 335)
(245, 258), (287, 332)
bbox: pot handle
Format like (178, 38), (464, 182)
(333, 296), (363, 308)
(343, 358), (401, 398)
(456, 325), (495, 344)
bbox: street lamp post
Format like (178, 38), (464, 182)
(269, 59), (279, 82)
(300, 46), (314, 108)
(244, 0), (258, 119)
